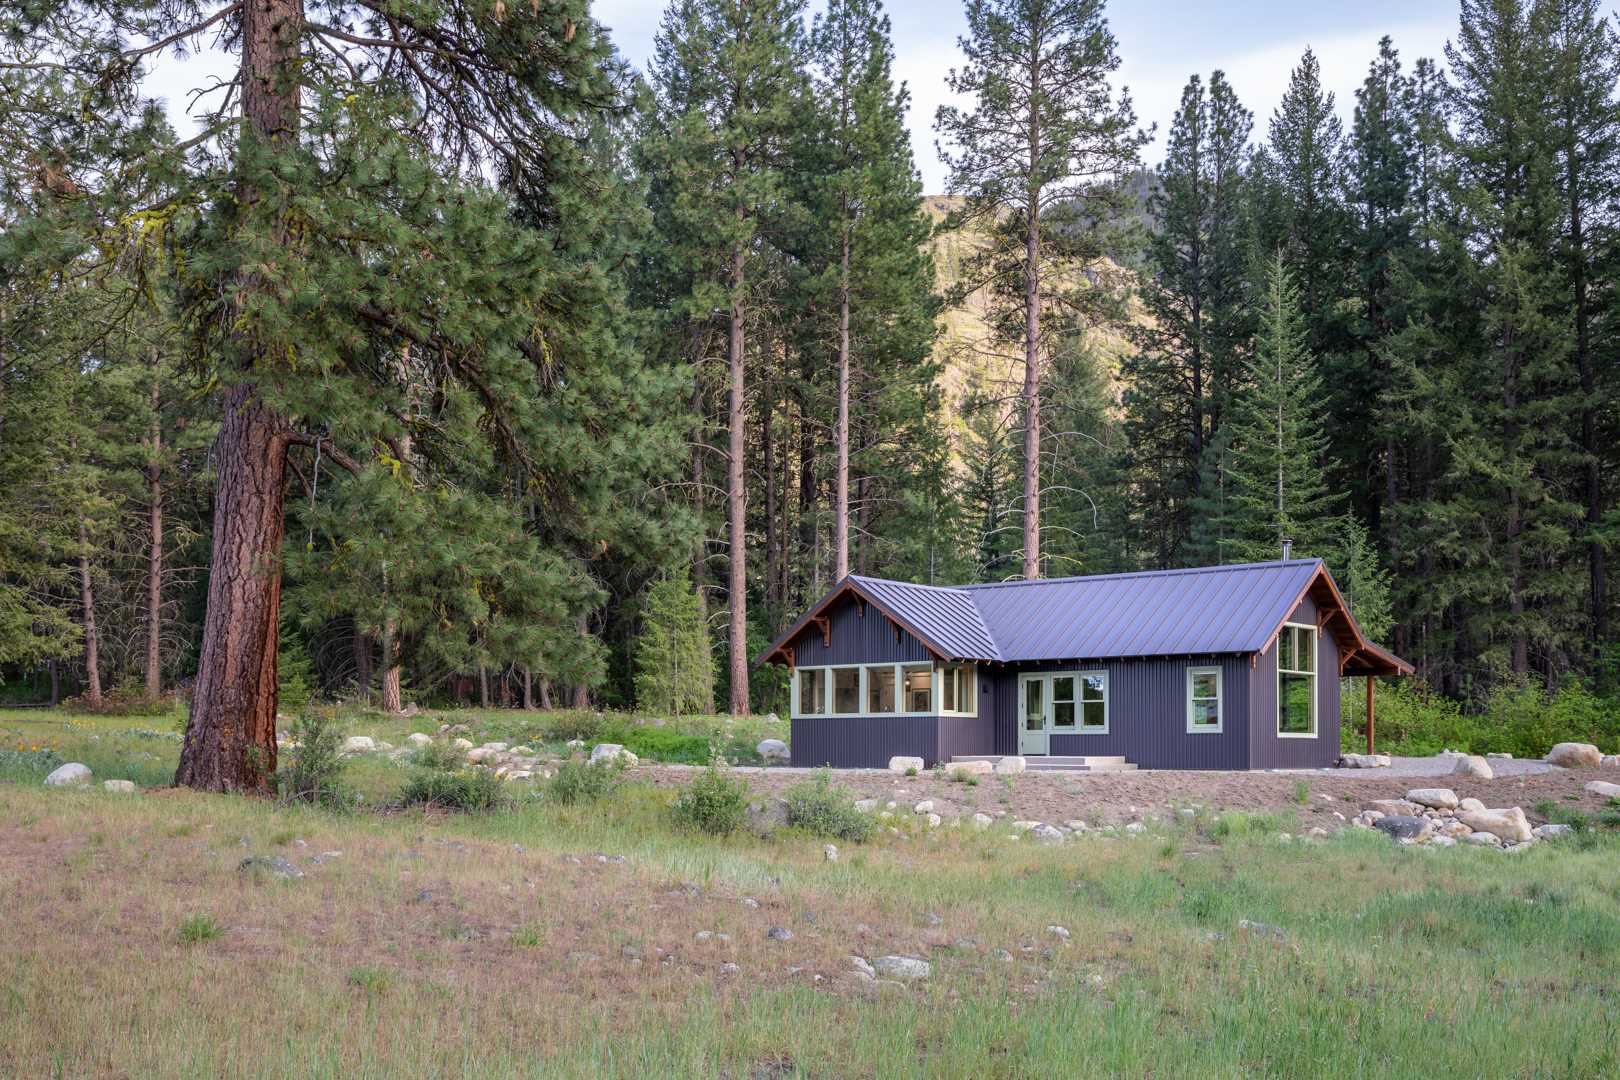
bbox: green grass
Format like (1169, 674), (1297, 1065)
(3, 707), (1619, 1076)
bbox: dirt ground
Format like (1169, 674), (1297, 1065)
(634, 763), (1619, 828)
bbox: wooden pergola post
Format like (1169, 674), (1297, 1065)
(1366, 675), (1376, 755)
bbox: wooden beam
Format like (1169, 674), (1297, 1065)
(811, 615), (831, 648)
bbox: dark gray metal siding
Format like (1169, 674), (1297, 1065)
(1248, 595), (1343, 768)
(787, 593), (932, 666)
(937, 713), (994, 760)
(791, 716), (941, 768)
(987, 655), (1252, 769)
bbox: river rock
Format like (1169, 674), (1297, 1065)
(102, 779), (135, 794)
(1533, 823), (1574, 839)
(756, 739), (789, 763)
(1583, 780), (1620, 798)
(1406, 788), (1459, 810)
(1459, 807), (1532, 844)
(339, 735), (376, 755)
(1369, 799), (1422, 817)
(873, 955), (930, 980)
(887, 756), (924, 775)
(1451, 755), (1493, 780)
(406, 732), (434, 748)
(1373, 815), (1433, 842)
(1338, 753), (1391, 768)
(44, 763), (91, 787)
(945, 759), (993, 778)
(1546, 742), (1602, 768)
(589, 743), (638, 767)
(993, 756), (1027, 775)
(1458, 797), (1486, 813)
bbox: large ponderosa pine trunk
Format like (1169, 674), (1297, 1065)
(176, 0), (302, 792)
(76, 522), (102, 708)
(145, 359), (163, 701)
(1022, 182), (1042, 580)
(727, 227), (750, 715)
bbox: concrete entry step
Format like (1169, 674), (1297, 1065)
(951, 754), (1138, 773)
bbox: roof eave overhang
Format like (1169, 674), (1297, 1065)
(753, 577), (991, 669)
(1261, 560), (1414, 677)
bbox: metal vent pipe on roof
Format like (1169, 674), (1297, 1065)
(1280, 537), (1293, 561)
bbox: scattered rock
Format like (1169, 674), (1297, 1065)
(1546, 742), (1602, 768)
(1451, 755), (1494, 780)
(43, 763), (91, 787)
(887, 756), (924, 775)
(339, 735), (376, 755)
(1306, 826), (1331, 839)
(992, 756), (1026, 775)
(406, 732), (434, 748)
(972, 813), (993, 829)
(1369, 799), (1422, 817)
(719, 962), (740, 975)
(102, 779), (135, 794)
(1458, 797), (1486, 813)
(480, 742), (509, 752)
(992, 948), (1014, 962)
(1459, 807), (1532, 844)
(823, 844), (839, 862)
(1405, 788), (1460, 810)
(1486, 752), (1514, 760)
(1601, 754), (1620, 768)
(1046, 925), (1070, 941)
(854, 798), (878, 812)
(589, 743), (639, 767)
(1430, 835), (1457, 848)
(766, 926), (793, 942)
(873, 955), (930, 980)
(451, 738), (474, 751)
(1124, 821), (1146, 835)
(1064, 819), (1089, 832)
(1372, 815), (1433, 842)
(1237, 919), (1287, 941)
(1032, 824), (1065, 843)
(847, 956), (875, 980)
(465, 747), (499, 764)
(1533, 823), (1574, 839)
(1338, 753), (1390, 768)
(945, 759), (993, 778)
(1464, 831), (1502, 847)
(913, 800), (935, 814)
(741, 897), (760, 909)
(746, 798), (790, 836)
(924, 813), (942, 828)
(756, 739), (789, 763)
(238, 855), (303, 881)
(1583, 780), (1620, 798)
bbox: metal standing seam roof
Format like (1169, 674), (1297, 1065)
(845, 576), (1001, 661)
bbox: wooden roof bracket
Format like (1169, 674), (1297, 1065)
(811, 615), (831, 648)
(784, 645), (795, 671)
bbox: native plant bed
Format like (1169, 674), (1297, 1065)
(4, 759), (1620, 1076)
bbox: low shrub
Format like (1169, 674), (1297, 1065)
(0, 747), (65, 781)
(546, 711), (605, 745)
(397, 768), (507, 812)
(598, 724), (712, 765)
(1341, 678), (1620, 758)
(407, 739), (463, 771)
(177, 914), (222, 944)
(783, 770), (874, 842)
(275, 708), (352, 810)
(671, 761), (751, 836)
(64, 676), (176, 717)
(546, 757), (623, 805)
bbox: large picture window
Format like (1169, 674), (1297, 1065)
(831, 668), (861, 714)
(1277, 624), (1317, 736)
(867, 666), (896, 713)
(1187, 667), (1221, 733)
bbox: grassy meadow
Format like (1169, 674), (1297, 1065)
(1, 706), (1618, 1077)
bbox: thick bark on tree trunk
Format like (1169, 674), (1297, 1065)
(479, 664), (491, 709)
(1022, 195), (1043, 580)
(380, 619), (403, 713)
(522, 666), (533, 710)
(835, 227), (851, 581)
(76, 523), (102, 709)
(727, 228), (750, 716)
(145, 362), (164, 701)
(176, 0), (303, 792)
(176, 385), (291, 792)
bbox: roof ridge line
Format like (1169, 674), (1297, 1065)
(957, 558), (1323, 591)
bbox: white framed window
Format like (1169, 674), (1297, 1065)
(1276, 623), (1317, 737)
(830, 667), (861, 715)
(866, 665), (896, 714)
(1186, 666), (1222, 734)
(901, 665), (933, 713)
(1078, 672), (1108, 732)
(796, 668), (826, 716)
(940, 664), (977, 716)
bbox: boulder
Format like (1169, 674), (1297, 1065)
(972, 813), (993, 829)
(1486, 752), (1514, 760)
(1451, 755), (1494, 780)
(854, 798), (878, 812)
(339, 735), (376, 755)
(756, 739), (789, 763)
(480, 741), (509, 753)
(1603, 755), (1620, 768)
(238, 855), (303, 880)
(465, 747), (500, 764)
(1458, 807), (1532, 844)
(1464, 830), (1502, 847)
(43, 763), (92, 787)
(746, 797), (790, 836)
(1431, 835), (1457, 848)
(1533, 823), (1574, 839)
(1405, 788), (1459, 810)
(912, 800), (934, 814)
(873, 955), (931, 980)
(945, 759), (993, 778)
(924, 813), (942, 828)
(102, 779), (135, 794)
(1372, 815), (1433, 842)
(406, 733), (434, 748)
(993, 756), (1027, 775)
(1369, 799), (1422, 817)
(823, 844), (838, 862)
(1032, 824), (1065, 843)
(1583, 780), (1620, 798)
(1458, 797), (1486, 813)
(1338, 753), (1391, 768)
(1546, 742), (1602, 768)
(451, 738), (474, 751)
(887, 756), (925, 775)
(589, 743), (639, 767)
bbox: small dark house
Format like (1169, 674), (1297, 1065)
(756, 559), (1412, 771)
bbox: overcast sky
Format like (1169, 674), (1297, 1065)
(145, 0), (1461, 193)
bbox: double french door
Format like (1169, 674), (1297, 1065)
(1018, 670), (1108, 754)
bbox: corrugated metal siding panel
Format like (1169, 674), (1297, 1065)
(787, 594), (931, 665)
(963, 560), (1321, 661)
(937, 714), (994, 760)
(985, 658), (1251, 767)
(1249, 595), (1342, 768)
(790, 716), (942, 768)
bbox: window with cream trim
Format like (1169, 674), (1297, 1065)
(1186, 666), (1221, 733)
(1276, 624), (1317, 736)
(940, 665), (977, 716)
(831, 667), (860, 714)
(797, 668), (826, 716)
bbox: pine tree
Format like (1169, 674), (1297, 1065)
(643, 0), (807, 714)
(634, 570), (716, 717)
(1213, 255), (1341, 563)
(1123, 70), (1252, 566)
(936, 0), (1146, 579)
